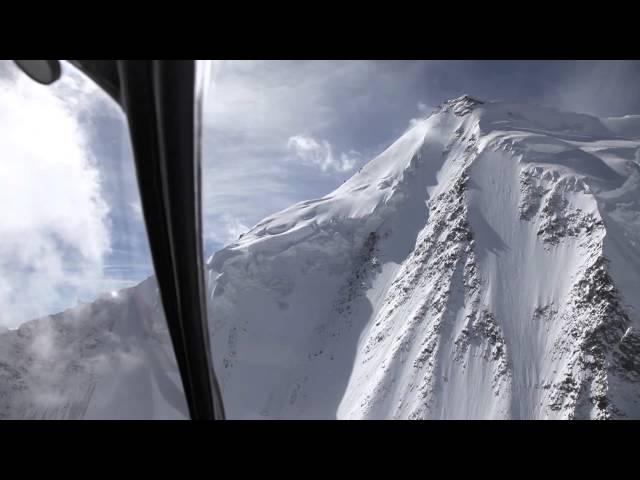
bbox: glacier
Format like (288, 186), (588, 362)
(2, 95), (640, 419)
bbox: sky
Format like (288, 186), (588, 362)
(1, 59), (640, 328)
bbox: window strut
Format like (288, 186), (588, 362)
(68, 59), (225, 420)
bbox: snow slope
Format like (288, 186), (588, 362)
(3, 95), (640, 419)
(0, 277), (187, 419)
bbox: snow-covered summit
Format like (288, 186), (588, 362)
(3, 97), (640, 419)
(434, 94), (484, 115)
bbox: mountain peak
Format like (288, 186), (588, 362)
(204, 97), (640, 419)
(436, 94), (485, 116)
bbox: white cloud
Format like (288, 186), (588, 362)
(287, 135), (361, 173)
(204, 61), (377, 139)
(205, 213), (250, 247)
(0, 63), (111, 327)
(129, 200), (143, 220)
(405, 101), (435, 130)
(222, 215), (250, 244)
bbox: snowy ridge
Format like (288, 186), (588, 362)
(2, 95), (640, 419)
(0, 277), (187, 419)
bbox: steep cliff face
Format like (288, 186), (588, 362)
(206, 96), (640, 419)
(2, 96), (640, 419)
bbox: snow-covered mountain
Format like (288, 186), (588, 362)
(3, 95), (640, 419)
